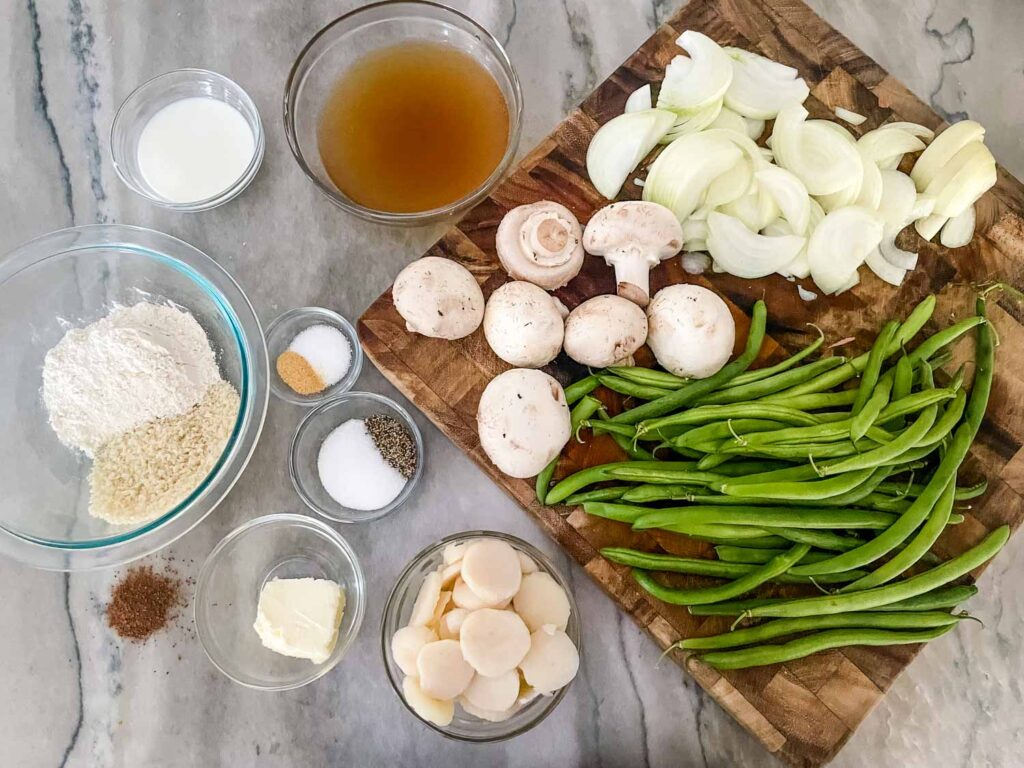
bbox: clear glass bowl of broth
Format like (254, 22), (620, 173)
(284, 0), (523, 226)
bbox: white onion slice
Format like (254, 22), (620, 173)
(880, 121), (935, 141)
(681, 252), (711, 274)
(744, 117), (766, 141)
(812, 119), (857, 145)
(586, 108), (676, 199)
(624, 84), (652, 113)
(657, 32), (733, 114)
(940, 205), (977, 248)
(723, 47), (809, 119)
(911, 194), (937, 220)
(659, 99), (724, 143)
(705, 156), (754, 208)
(707, 106), (748, 136)
(797, 285), (818, 301)
(773, 105), (863, 196)
(911, 120), (985, 191)
(915, 213), (948, 241)
(816, 175), (862, 212)
(706, 211), (806, 278)
(807, 206), (884, 294)
(643, 131), (742, 221)
(926, 142), (996, 218)
(682, 218), (709, 242)
(854, 148), (883, 210)
(686, 238), (708, 252)
(756, 166), (811, 234)
(879, 231), (918, 270)
(877, 171), (917, 229)
(835, 107), (867, 126)
(865, 248), (906, 286)
(858, 128), (926, 166)
(719, 186), (779, 231)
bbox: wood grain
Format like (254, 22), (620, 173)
(358, 1), (1024, 765)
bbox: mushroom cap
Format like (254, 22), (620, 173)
(563, 294), (648, 368)
(495, 201), (585, 290)
(483, 281), (565, 368)
(393, 256), (484, 340)
(646, 284), (736, 378)
(477, 369), (571, 478)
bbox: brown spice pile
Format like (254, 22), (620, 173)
(276, 350), (326, 395)
(106, 566), (183, 642)
(366, 413), (418, 479)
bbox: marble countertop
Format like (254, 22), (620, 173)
(2, 1), (1023, 766)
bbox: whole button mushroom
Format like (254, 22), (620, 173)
(495, 201), (585, 290)
(392, 256), (484, 339)
(477, 369), (571, 478)
(483, 281), (566, 368)
(646, 284), (736, 378)
(583, 201), (683, 307)
(563, 294), (648, 368)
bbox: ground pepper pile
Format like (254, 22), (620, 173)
(106, 566), (183, 641)
(366, 413), (418, 479)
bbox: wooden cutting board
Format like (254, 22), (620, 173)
(358, 0), (1024, 764)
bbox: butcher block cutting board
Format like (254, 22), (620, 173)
(358, 0), (1024, 764)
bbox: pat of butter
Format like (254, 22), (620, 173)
(254, 577), (345, 664)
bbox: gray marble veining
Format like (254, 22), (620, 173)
(2, 1), (1022, 766)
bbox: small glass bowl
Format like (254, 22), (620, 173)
(110, 68), (265, 211)
(290, 392), (424, 523)
(266, 307), (363, 406)
(381, 531), (582, 742)
(194, 513), (365, 690)
(283, 0), (523, 226)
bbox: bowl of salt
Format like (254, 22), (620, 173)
(290, 392), (424, 523)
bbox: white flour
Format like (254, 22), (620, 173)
(42, 302), (221, 456)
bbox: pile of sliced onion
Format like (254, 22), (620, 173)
(586, 108), (675, 199)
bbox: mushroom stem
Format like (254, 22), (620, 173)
(612, 255), (655, 306)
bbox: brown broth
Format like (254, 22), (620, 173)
(317, 41), (510, 213)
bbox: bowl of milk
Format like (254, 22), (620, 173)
(110, 68), (265, 211)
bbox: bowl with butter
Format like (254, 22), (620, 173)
(194, 513), (365, 689)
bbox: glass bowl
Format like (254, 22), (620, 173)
(266, 307), (363, 406)
(111, 68), (265, 211)
(381, 531), (581, 741)
(283, 0), (523, 226)
(194, 513), (366, 690)
(0, 224), (269, 571)
(290, 392), (424, 523)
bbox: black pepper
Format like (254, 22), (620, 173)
(366, 413), (418, 479)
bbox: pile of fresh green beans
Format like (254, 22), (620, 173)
(537, 294), (1008, 670)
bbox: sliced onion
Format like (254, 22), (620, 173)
(719, 186), (779, 231)
(682, 218), (709, 242)
(756, 166), (811, 234)
(681, 252), (711, 274)
(915, 213), (948, 241)
(745, 117), (766, 141)
(686, 238), (708, 252)
(816, 175), (862, 212)
(586, 108), (676, 199)
(705, 156), (754, 208)
(880, 121), (935, 141)
(773, 104), (863, 196)
(657, 32), (733, 115)
(835, 107), (867, 126)
(879, 231), (919, 270)
(707, 106), (748, 136)
(642, 130), (742, 221)
(624, 84), (652, 113)
(811, 119), (857, 145)
(659, 99), (723, 143)
(911, 120), (985, 191)
(927, 142), (996, 218)
(858, 128), (926, 166)
(940, 205), (977, 248)
(877, 171), (917, 229)
(865, 248), (906, 286)
(797, 285), (818, 301)
(854, 147), (883, 210)
(807, 206), (884, 294)
(722, 47), (809, 119)
(911, 194), (936, 220)
(706, 211), (806, 278)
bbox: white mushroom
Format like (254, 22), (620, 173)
(583, 201), (683, 306)
(562, 294), (648, 367)
(483, 281), (565, 367)
(461, 539), (523, 605)
(403, 675), (455, 727)
(518, 626), (580, 694)
(416, 639), (475, 700)
(477, 369), (571, 478)
(495, 201), (585, 290)
(392, 256), (484, 339)
(646, 284), (736, 378)
(460, 608), (532, 677)
(461, 668), (521, 712)
(392, 625), (438, 676)
(512, 572), (571, 632)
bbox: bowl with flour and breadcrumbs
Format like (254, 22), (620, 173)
(0, 224), (268, 571)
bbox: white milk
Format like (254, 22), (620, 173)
(136, 97), (255, 203)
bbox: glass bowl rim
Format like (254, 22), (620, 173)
(380, 530), (581, 742)
(282, 0), (524, 224)
(266, 306), (365, 406)
(289, 391), (425, 523)
(110, 67), (266, 212)
(194, 511), (367, 691)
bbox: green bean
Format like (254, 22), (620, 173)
(585, 420), (638, 438)
(761, 389), (858, 410)
(633, 544), (810, 605)
(892, 354), (915, 398)
(744, 525), (1008, 619)
(876, 388), (956, 425)
(610, 430), (654, 460)
(918, 389), (967, 447)
(688, 584), (978, 616)
(695, 535), (792, 548)
(564, 374), (600, 405)
(714, 463), (821, 488)
(717, 418), (895, 449)
(719, 467), (876, 501)
(680, 611), (963, 651)
(770, 528), (865, 551)
(673, 419), (787, 449)
(605, 468), (725, 486)
(582, 501), (650, 524)
(851, 377), (893, 442)
(696, 625), (957, 669)
(840, 478), (956, 591)
(612, 300), (767, 425)
(814, 404), (937, 477)
(607, 366), (688, 389)
(906, 315), (986, 368)
(632, 506), (898, 531)
(537, 396), (604, 505)
(641, 522), (786, 540)
(696, 357), (847, 406)
(545, 461), (697, 505)
(711, 460), (790, 477)
(563, 486), (629, 505)
(714, 546), (833, 565)
(966, 299), (994, 434)
(620, 484), (706, 503)
(725, 327), (825, 388)
(707, 440), (872, 462)
(640, 403), (823, 436)
(852, 321), (898, 416)
(597, 374), (675, 401)
(601, 548), (863, 584)
(874, 477), (987, 501)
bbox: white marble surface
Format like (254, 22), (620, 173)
(1, 1), (1023, 766)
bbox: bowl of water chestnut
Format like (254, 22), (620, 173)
(283, 0), (523, 225)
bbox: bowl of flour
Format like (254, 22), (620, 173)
(0, 225), (268, 570)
